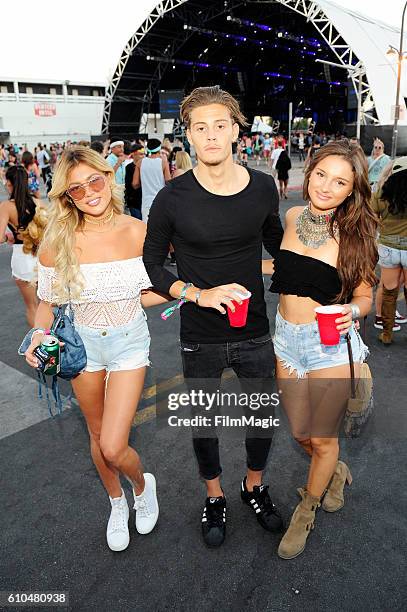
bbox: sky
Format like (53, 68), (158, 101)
(0, 0), (406, 84)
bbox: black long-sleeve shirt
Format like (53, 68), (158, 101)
(143, 168), (283, 343)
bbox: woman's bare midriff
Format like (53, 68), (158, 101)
(278, 294), (323, 325)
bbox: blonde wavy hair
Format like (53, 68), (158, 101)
(175, 151), (193, 171)
(41, 146), (124, 303)
(20, 199), (48, 256)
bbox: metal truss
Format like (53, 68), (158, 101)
(102, 0), (189, 134)
(138, 0), (245, 130)
(272, 120), (280, 135)
(103, 0), (380, 134)
(103, 0), (246, 134)
(272, 0), (378, 124)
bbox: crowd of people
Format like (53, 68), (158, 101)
(0, 134), (195, 313)
(0, 85), (406, 561)
(1, 126), (405, 339)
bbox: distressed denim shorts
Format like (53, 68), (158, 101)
(273, 309), (368, 378)
(378, 243), (407, 269)
(75, 312), (150, 373)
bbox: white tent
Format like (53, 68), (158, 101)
(251, 118), (274, 134)
(317, 0), (407, 125)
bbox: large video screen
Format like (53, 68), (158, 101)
(159, 90), (184, 119)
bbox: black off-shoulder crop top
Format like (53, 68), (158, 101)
(269, 249), (343, 305)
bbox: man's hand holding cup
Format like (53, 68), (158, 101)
(197, 283), (248, 315)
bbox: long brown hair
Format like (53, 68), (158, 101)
(303, 139), (378, 302)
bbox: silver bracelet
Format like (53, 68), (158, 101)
(349, 303), (361, 320)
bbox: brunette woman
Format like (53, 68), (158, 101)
(371, 157), (407, 344)
(263, 139), (378, 559)
(0, 165), (45, 325)
(275, 149), (292, 199)
(22, 151), (41, 199)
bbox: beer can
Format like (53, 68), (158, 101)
(40, 335), (60, 375)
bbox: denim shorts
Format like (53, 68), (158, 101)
(378, 243), (407, 269)
(75, 312), (150, 373)
(273, 309), (368, 378)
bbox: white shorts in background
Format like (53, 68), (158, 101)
(11, 244), (37, 282)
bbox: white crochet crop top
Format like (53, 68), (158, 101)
(37, 257), (152, 329)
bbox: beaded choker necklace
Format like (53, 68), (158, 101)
(83, 209), (114, 226)
(296, 204), (338, 249)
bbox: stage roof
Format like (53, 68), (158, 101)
(103, 0), (407, 136)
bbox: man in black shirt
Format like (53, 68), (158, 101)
(125, 144), (144, 219)
(143, 86), (284, 547)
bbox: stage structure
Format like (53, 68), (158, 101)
(102, 0), (407, 149)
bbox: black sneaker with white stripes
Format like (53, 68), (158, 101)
(201, 495), (227, 547)
(240, 477), (283, 532)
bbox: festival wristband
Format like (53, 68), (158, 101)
(161, 283), (192, 320)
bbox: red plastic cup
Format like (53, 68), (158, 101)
(227, 290), (252, 328)
(314, 305), (344, 345)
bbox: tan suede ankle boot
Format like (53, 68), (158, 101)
(379, 286), (399, 344)
(322, 461), (352, 512)
(277, 489), (321, 560)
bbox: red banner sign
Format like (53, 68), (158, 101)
(34, 103), (56, 117)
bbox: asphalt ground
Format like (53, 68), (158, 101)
(0, 168), (406, 612)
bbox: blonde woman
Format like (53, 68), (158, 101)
(373, 159), (407, 331)
(173, 151), (193, 177)
(24, 146), (170, 552)
(367, 138), (390, 191)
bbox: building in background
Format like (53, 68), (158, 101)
(0, 78), (106, 148)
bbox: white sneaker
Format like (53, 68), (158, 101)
(106, 489), (130, 551)
(133, 473), (159, 534)
(395, 310), (407, 324)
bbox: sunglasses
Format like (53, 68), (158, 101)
(66, 174), (106, 201)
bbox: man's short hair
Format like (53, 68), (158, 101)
(130, 143), (144, 153)
(147, 138), (162, 153)
(90, 141), (104, 154)
(180, 85), (248, 129)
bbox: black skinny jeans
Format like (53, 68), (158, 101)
(180, 333), (276, 480)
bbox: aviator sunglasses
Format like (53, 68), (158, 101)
(66, 174), (106, 201)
